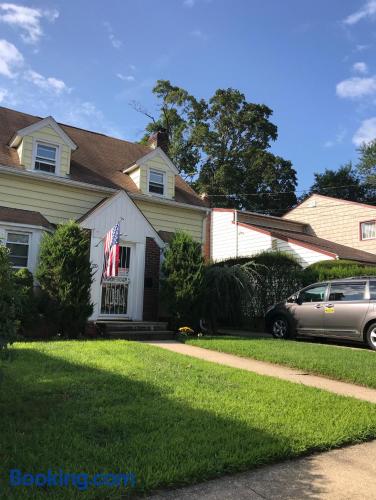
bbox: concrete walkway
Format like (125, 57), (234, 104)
(146, 341), (376, 404)
(147, 440), (376, 499)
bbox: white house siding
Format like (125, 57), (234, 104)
(210, 209), (334, 268)
(79, 191), (164, 321)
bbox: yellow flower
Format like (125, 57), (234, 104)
(178, 326), (194, 334)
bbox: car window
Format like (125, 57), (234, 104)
(370, 281), (376, 300)
(328, 283), (365, 302)
(299, 285), (327, 303)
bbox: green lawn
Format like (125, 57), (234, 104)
(187, 337), (376, 388)
(1, 340), (376, 499)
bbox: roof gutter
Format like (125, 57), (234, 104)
(0, 164), (117, 194)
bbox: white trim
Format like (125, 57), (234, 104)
(32, 139), (61, 176)
(0, 220), (53, 232)
(123, 147), (179, 175)
(147, 168), (166, 197)
(9, 116), (77, 150)
(0, 164), (117, 194)
(129, 190), (210, 213)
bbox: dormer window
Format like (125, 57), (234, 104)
(34, 142), (58, 174)
(149, 169), (165, 195)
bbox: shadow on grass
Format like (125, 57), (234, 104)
(0, 346), (328, 499)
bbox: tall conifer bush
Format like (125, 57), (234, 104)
(36, 221), (94, 338)
(0, 246), (18, 354)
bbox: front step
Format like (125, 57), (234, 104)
(95, 320), (175, 340)
(106, 330), (176, 341)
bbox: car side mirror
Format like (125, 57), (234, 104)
(295, 295), (303, 305)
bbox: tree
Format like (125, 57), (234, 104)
(161, 231), (205, 326)
(0, 246), (18, 355)
(357, 139), (376, 189)
(36, 222), (94, 338)
(303, 163), (367, 202)
(136, 81), (297, 214)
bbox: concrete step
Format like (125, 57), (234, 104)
(96, 321), (169, 333)
(105, 330), (176, 341)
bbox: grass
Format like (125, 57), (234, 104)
(0, 340), (376, 499)
(186, 336), (376, 388)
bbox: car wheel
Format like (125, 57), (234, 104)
(271, 316), (290, 339)
(365, 323), (376, 351)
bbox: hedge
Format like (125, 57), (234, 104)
(303, 259), (376, 285)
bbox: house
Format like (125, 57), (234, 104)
(284, 193), (376, 255)
(209, 208), (376, 268)
(0, 106), (208, 322)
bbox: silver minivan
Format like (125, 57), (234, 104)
(265, 277), (376, 350)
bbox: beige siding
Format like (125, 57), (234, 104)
(129, 168), (140, 189)
(134, 199), (204, 242)
(285, 194), (376, 255)
(18, 125), (72, 176)
(139, 156), (175, 199)
(0, 172), (107, 224)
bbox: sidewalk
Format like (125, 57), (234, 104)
(147, 440), (376, 499)
(146, 341), (376, 404)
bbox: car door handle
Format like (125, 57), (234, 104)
(315, 304), (323, 309)
(325, 304), (334, 308)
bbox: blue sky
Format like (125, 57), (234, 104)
(0, 1), (376, 192)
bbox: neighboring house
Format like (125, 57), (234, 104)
(0, 106), (208, 322)
(210, 208), (376, 268)
(284, 194), (376, 255)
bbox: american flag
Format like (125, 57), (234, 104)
(101, 222), (120, 282)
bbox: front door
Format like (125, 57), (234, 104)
(292, 284), (328, 336)
(323, 281), (369, 339)
(100, 245), (132, 317)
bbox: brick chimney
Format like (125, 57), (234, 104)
(147, 129), (169, 154)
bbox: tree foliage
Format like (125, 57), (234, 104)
(36, 222), (94, 338)
(137, 80), (297, 214)
(0, 246), (18, 354)
(302, 163), (368, 202)
(357, 139), (376, 191)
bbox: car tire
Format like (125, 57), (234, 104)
(270, 316), (290, 339)
(365, 323), (376, 351)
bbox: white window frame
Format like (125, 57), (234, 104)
(5, 230), (31, 269)
(360, 220), (376, 241)
(32, 139), (61, 176)
(148, 168), (166, 197)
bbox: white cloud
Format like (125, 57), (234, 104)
(0, 39), (23, 77)
(24, 69), (70, 94)
(184, 0), (195, 6)
(0, 87), (7, 102)
(190, 29), (208, 40)
(336, 76), (376, 98)
(352, 61), (368, 74)
(353, 117), (376, 145)
(116, 73), (135, 82)
(103, 21), (122, 49)
(0, 3), (58, 44)
(343, 0), (376, 25)
(324, 128), (346, 148)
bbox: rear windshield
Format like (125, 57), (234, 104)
(328, 282), (366, 302)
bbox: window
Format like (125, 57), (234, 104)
(6, 232), (29, 268)
(299, 285), (327, 303)
(370, 282), (376, 300)
(360, 221), (376, 240)
(149, 169), (165, 195)
(34, 143), (58, 174)
(119, 246), (131, 271)
(329, 283), (365, 302)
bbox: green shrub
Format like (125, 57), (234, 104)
(228, 251), (304, 319)
(13, 268), (38, 332)
(36, 222), (94, 338)
(0, 246), (18, 354)
(303, 259), (376, 285)
(161, 231), (205, 326)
